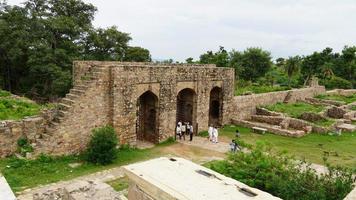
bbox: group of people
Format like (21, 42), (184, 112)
(208, 125), (219, 143)
(176, 121), (194, 141)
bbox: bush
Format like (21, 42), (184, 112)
(206, 143), (354, 200)
(321, 76), (352, 89)
(17, 137), (33, 156)
(85, 125), (118, 165)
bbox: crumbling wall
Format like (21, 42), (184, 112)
(231, 86), (326, 120)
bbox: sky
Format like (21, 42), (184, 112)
(7, 0), (356, 61)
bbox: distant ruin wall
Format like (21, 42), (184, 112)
(326, 89), (356, 96)
(231, 86), (326, 120)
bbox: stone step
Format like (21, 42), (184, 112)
(58, 110), (68, 118)
(49, 121), (59, 127)
(61, 98), (75, 105)
(91, 71), (103, 77)
(93, 67), (105, 73)
(70, 88), (85, 95)
(66, 93), (79, 100)
(58, 103), (71, 111)
(53, 116), (65, 123)
(74, 84), (88, 90)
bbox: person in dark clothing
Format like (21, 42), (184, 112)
(189, 123), (194, 141)
(235, 129), (240, 138)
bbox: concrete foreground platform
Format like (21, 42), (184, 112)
(0, 173), (16, 200)
(123, 157), (281, 200)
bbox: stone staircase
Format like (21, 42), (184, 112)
(43, 66), (105, 137)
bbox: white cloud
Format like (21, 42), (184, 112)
(7, 0), (356, 61)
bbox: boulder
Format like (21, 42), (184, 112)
(299, 112), (326, 122)
(327, 106), (347, 119)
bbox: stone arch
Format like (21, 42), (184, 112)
(209, 87), (223, 126)
(136, 91), (159, 143)
(176, 88), (197, 128)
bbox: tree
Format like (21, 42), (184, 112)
(123, 46), (151, 62)
(0, 0), (151, 100)
(185, 57), (194, 63)
(84, 26), (131, 61)
(284, 56), (301, 86)
(230, 47), (272, 81)
(199, 46), (229, 67)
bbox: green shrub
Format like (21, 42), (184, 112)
(85, 126), (118, 165)
(321, 76), (352, 89)
(206, 143), (354, 200)
(17, 137), (33, 156)
(0, 89), (11, 97)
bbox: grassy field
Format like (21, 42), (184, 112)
(0, 143), (171, 192)
(235, 85), (291, 96)
(0, 140), (225, 193)
(0, 89), (55, 120)
(264, 102), (326, 118)
(220, 125), (356, 170)
(315, 94), (356, 104)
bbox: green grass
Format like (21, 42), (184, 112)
(0, 98), (42, 120)
(315, 94), (356, 104)
(264, 102), (325, 118)
(0, 89), (11, 97)
(351, 105), (356, 111)
(0, 141), (175, 193)
(107, 176), (129, 192)
(220, 125), (356, 170)
(235, 85), (291, 96)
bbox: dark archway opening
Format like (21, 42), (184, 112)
(209, 87), (223, 126)
(176, 88), (197, 127)
(136, 91), (159, 143)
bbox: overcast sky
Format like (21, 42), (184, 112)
(7, 0), (356, 61)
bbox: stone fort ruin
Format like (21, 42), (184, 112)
(38, 62), (234, 155)
(1, 61), (328, 157)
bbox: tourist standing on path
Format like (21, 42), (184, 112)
(208, 125), (213, 141)
(189, 123), (194, 141)
(213, 127), (219, 143)
(181, 123), (186, 140)
(176, 124), (182, 140)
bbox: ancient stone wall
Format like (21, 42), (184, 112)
(0, 110), (56, 158)
(111, 64), (234, 145)
(231, 86), (326, 120)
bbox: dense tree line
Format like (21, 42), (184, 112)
(0, 0), (151, 101)
(192, 46), (355, 89)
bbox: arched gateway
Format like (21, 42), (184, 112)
(209, 87), (223, 126)
(136, 91), (159, 143)
(176, 88), (197, 127)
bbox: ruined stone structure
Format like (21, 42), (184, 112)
(34, 61), (234, 155)
(2, 60), (347, 157)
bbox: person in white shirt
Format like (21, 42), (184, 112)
(208, 125), (213, 141)
(181, 123), (186, 140)
(213, 127), (219, 143)
(176, 125), (182, 140)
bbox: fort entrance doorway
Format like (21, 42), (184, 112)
(176, 88), (197, 128)
(209, 87), (223, 126)
(136, 91), (159, 143)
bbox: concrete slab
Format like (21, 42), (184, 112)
(123, 157), (281, 200)
(0, 174), (16, 200)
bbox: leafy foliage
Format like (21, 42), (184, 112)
(0, 0), (151, 101)
(320, 76), (352, 90)
(207, 143), (354, 200)
(17, 137), (33, 156)
(85, 125), (118, 165)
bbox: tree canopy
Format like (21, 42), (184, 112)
(0, 0), (151, 101)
